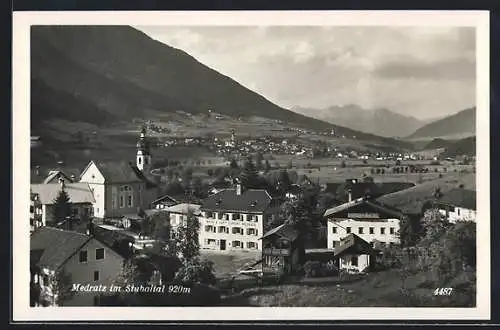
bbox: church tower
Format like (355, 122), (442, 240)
(136, 125), (152, 172)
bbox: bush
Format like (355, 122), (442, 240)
(304, 261), (323, 277)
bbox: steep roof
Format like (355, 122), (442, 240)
(152, 194), (179, 206)
(438, 188), (476, 210)
(30, 183), (95, 205)
(30, 227), (91, 269)
(323, 197), (404, 219)
(334, 234), (373, 258)
(201, 189), (272, 213)
(43, 170), (75, 184)
(164, 203), (201, 215)
(260, 223), (299, 241)
(92, 160), (142, 184)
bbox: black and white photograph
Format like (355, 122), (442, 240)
(13, 10), (490, 321)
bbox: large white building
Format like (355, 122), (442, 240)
(324, 197), (404, 249)
(198, 184), (282, 252)
(78, 127), (160, 219)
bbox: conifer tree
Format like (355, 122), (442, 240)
(53, 189), (72, 224)
(240, 157), (259, 189)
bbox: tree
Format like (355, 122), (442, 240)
(52, 189), (72, 225)
(255, 152), (264, 171)
(362, 176), (374, 183)
(207, 168), (214, 177)
(277, 170), (291, 193)
(229, 158), (239, 169)
(240, 157), (260, 189)
(176, 210), (200, 262)
(340, 161), (347, 168)
(264, 159), (271, 173)
(174, 258), (216, 285)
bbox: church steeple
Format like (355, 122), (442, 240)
(136, 125), (152, 172)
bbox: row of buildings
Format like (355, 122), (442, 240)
(29, 128), (477, 306)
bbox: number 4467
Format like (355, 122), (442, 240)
(434, 288), (453, 296)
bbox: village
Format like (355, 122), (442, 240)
(29, 126), (477, 307)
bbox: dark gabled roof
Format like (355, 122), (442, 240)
(152, 194), (179, 206)
(30, 227), (91, 270)
(334, 234), (373, 258)
(438, 188), (476, 210)
(323, 197), (404, 218)
(201, 189), (272, 213)
(92, 160), (143, 184)
(260, 223), (299, 241)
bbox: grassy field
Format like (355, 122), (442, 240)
(377, 172), (476, 214)
(201, 251), (261, 278)
(220, 269), (475, 307)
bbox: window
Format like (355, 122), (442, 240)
(95, 248), (105, 260)
(206, 211), (213, 218)
(332, 241), (337, 248)
(346, 227), (351, 234)
(30, 206), (34, 213)
(232, 213), (239, 220)
(218, 226), (228, 233)
(390, 227), (395, 235)
(369, 227), (374, 234)
(247, 242), (257, 249)
(119, 185), (133, 208)
(247, 228), (258, 236)
(79, 250), (88, 263)
(93, 271), (100, 281)
(457, 208), (461, 216)
(232, 227), (244, 235)
(358, 227), (364, 234)
(225, 214), (230, 221)
(217, 213), (223, 220)
(138, 157), (142, 164)
(205, 225), (216, 233)
(332, 227), (337, 234)
(351, 256), (358, 267)
(380, 227), (386, 235)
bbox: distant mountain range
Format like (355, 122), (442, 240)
(407, 107), (476, 139)
(31, 25), (412, 150)
(291, 104), (429, 138)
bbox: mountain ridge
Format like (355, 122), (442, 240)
(31, 25), (412, 150)
(407, 107), (476, 139)
(291, 104), (425, 138)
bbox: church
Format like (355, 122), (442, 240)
(78, 127), (161, 219)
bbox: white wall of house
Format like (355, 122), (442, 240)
(339, 254), (370, 273)
(327, 218), (400, 249)
(61, 238), (124, 306)
(439, 207), (476, 224)
(198, 211), (264, 252)
(79, 162), (106, 218)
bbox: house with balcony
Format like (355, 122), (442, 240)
(260, 223), (303, 274)
(198, 183), (282, 252)
(324, 197), (404, 249)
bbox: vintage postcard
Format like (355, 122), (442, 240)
(12, 10), (490, 321)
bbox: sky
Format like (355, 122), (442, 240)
(135, 25), (476, 120)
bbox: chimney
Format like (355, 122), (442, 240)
(86, 220), (94, 236)
(236, 183), (242, 195)
(59, 177), (65, 190)
(348, 189), (352, 202)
